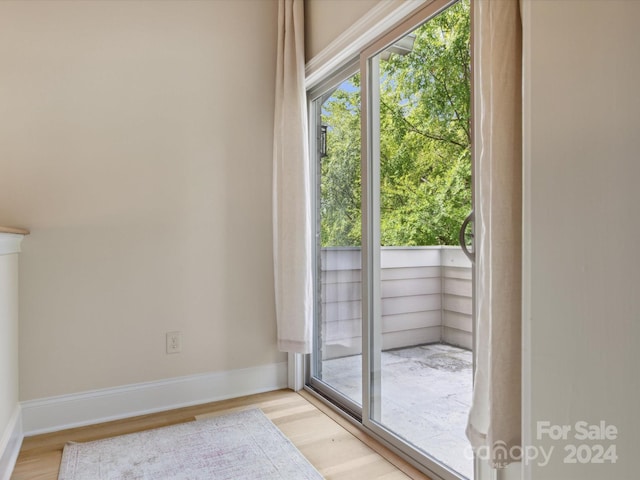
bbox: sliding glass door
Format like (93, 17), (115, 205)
(309, 1), (473, 479)
(308, 64), (363, 415)
(364, 1), (473, 478)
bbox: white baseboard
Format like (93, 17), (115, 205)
(21, 362), (288, 436)
(0, 405), (23, 480)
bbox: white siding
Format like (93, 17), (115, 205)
(320, 246), (472, 359)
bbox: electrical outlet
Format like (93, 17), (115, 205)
(166, 331), (182, 354)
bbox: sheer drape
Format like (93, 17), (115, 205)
(272, 0), (313, 354)
(466, 0), (523, 468)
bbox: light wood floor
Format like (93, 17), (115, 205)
(11, 389), (432, 480)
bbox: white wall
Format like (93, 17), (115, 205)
(0, 253), (19, 442)
(0, 0), (285, 401)
(305, 0), (382, 60)
(523, 1), (640, 478)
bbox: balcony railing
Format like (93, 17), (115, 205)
(320, 246), (472, 360)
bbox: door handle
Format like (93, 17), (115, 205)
(459, 211), (474, 263)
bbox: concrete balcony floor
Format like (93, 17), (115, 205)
(322, 343), (474, 479)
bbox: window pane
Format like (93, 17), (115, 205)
(314, 72), (362, 407)
(370, 1), (473, 478)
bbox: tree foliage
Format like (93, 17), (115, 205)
(319, 79), (362, 247)
(320, 0), (470, 247)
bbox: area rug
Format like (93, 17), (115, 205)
(58, 408), (324, 480)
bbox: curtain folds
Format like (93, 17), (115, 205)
(466, 0), (523, 468)
(272, 0), (313, 354)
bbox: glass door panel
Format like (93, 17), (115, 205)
(308, 1), (473, 479)
(367, 1), (474, 478)
(310, 69), (363, 410)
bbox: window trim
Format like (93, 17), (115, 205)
(305, 0), (429, 90)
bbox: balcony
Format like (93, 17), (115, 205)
(318, 246), (474, 479)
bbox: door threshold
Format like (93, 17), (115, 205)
(301, 386), (441, 480)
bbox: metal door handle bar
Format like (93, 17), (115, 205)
(459, 211), (475, 263)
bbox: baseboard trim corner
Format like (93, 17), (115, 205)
(21, 361), (288, 436)
(0, 405), (23, 480)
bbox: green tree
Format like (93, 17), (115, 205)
(321, 0), (470, 247)
(320, 77), (362, 247)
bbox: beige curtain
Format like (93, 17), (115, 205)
(272, 0), (313, 354)
(466, 0), (522, 468)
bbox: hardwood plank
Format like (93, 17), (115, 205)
(11, 389), (432, 480)
(299, 390), (431, 480)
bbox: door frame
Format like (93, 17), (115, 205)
(302, 1), (477, 479)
